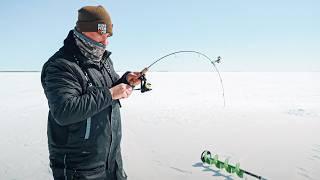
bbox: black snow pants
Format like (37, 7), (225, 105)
(51, 164), (119, 180)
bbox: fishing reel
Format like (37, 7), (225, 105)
(139, 74), (152, 93)
(132, 74), (152, 93)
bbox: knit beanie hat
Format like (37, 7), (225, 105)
(76, 5), (113, 36)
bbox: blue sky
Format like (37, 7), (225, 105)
(0, 0), (319, 71)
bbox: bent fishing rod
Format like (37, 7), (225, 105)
(134, 50), (226, 106)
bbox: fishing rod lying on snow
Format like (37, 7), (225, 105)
(201, 150), (267, 179)
(133, 50), (226, 106)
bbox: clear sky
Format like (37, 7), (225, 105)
(0, 0), (319, 71)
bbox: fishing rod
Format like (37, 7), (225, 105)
(134, 50), (226, 106)
(201, 150), (267, 180)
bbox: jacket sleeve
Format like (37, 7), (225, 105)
(43, 60), (114, 126)
(107, 57), (131, 86)
(113, 71), (131, 86)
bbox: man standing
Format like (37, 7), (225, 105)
(41, 5), (140, 180)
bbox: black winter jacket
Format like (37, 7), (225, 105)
(41, 30), (128, 179)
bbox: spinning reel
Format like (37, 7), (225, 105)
(137, 74), (152, 93)
(132, 68), (152, 93)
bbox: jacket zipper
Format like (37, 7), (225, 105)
(100, 62), (114, 169)
(106, 108), (113, 170)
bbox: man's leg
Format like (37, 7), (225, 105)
(51, 166), (107, 180)
(51, 168), (75, 180)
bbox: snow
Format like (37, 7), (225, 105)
(0, 72), (319, 180)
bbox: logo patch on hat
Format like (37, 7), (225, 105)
(97, 24), (107, 34)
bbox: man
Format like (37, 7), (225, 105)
(41, 5), (140, 180)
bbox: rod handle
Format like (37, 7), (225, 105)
(140, 67), (149, 75)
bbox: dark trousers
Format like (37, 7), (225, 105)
(51, 165), (117, 180)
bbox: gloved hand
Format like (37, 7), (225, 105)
(126, 72), (142, 87)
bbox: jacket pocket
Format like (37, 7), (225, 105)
(84, 117), (92, 140)
(68, 118), (91, 145)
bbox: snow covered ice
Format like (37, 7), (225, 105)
(0, 72), (319, 180)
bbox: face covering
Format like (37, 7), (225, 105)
(73, 28), (106, 62)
